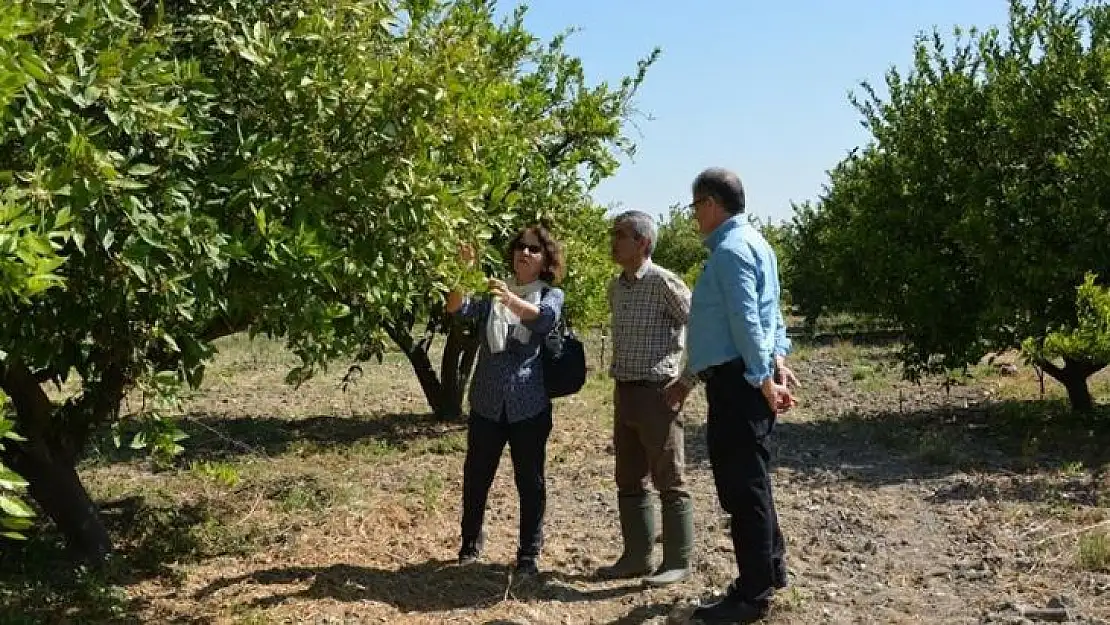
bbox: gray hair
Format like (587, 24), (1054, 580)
(692, 167), (745, 215)
(613, 210), (658, 256)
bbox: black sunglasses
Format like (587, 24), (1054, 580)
(512, 242), (543, 254)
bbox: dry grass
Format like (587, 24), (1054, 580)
(2, 336), (1109, 624)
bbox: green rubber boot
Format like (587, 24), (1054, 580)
(597, 493), (655, 579)
(643, 495), (693, 587)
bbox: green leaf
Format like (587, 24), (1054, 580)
(127, 163), (159, 177)
(0, 495), (34, 518)
(0, 470), (28, 490)
(2, 516), (33, 530)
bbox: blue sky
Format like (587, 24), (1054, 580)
(500, 1), (1012, 223)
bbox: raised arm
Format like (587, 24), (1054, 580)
(519, 287), (564, 337)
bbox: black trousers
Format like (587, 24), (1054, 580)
(704, 358), (786, 603)
(460, 407), (553, 561)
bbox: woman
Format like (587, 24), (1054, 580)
(445, 224), (566, 577)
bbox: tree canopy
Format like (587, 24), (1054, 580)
(788, 0), (1110, 410)
(0, 0), (655, 562)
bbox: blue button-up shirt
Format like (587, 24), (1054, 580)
(455, 287), (564, 423)
(685, 216), (790, 388)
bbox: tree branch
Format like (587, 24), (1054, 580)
(1034, 357), (1064, 381)
(201, 312), (254, 342)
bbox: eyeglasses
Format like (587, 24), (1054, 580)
(512, 242), (543, 254)
(687, 197), (710, 211)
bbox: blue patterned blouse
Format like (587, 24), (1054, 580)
(455, 287), (565, 423)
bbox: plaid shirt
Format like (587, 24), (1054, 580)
(608, 261), (692, 384)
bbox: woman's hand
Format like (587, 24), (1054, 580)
(460, 243), (477, 266)
(488, 278), (540, 320)
(446, 289), (465, 313)
(446, 244), (481, 314)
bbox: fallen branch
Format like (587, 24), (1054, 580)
(231, 487), (267, 527)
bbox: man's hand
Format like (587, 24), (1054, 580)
(775, 355), (801, 390)
(761, 377), (796, 414)
(663, 377), (693, 411)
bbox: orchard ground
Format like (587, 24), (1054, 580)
(2, 332), (1109, 624)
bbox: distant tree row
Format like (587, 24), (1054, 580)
(654, 0), (1110, 412)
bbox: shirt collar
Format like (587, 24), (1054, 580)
(704, 215), (743, 251)
(620, 258), (653, 283)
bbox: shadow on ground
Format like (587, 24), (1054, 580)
(0, 495), (236, 625)
(684, 399), (1110, 506)
(85, 410), (465, 466)
(193, 560), (644, 613)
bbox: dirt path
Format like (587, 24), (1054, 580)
(4, 339), (1108, 624)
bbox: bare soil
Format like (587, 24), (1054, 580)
(2, 336), (1109, 624)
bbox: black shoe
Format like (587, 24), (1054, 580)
(692, 593), (769, 624)
(458, 539), (481, 565)
(514, 557), (539, 577)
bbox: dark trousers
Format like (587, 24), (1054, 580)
(460, 407), (553, 561)
(704, 358), (786, 603)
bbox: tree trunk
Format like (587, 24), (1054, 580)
(1038, 357), (1102, 413)
(0, 361), (112, 566)
(4, 444), (111, 565)
(386, 322), (446, 417)
(387, 318), (479, 422)
(440, 318), (479, 422)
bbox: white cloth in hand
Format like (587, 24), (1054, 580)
(487, 278), (548, 353)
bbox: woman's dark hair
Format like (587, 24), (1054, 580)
(507, 224), (566, 285)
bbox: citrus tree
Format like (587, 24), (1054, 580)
(653, 203), (705, 285)
(0, 0), (655, 563)
(341, 4), (657, 419)
(795, 0), (1110, 410)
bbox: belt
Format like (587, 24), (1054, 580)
(615, 378), (669, 388)
(697, 357), (746, 382)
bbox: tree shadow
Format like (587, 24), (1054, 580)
(605, 602), (681, 624)
(85, 410), (465, 466)
(790, 328), (905, 347)
(685, 399), (1110, 506)
(0, 495), (238, 624)
(194, 560), (644, 613)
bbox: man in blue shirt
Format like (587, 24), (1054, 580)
(664, 167), (799, 624)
